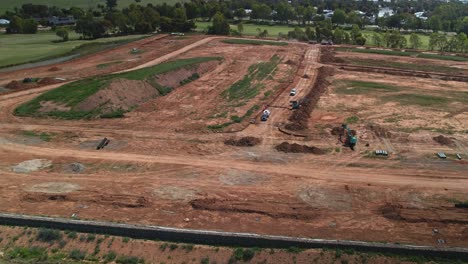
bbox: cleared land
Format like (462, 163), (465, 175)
(0, 31), (148, 68)
(0, 35), (467, 258)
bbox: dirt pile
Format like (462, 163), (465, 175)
(48, 66), (61, 71)
(224, 137), (261, 147)
(368, 124), (392, 138)
(285, 66), (335, 131)
(5, 80), (37, 90)
(190, 197), (319, 220)
(379, 203), (468, 224)
(331, 126), (344, 135)
(275, 142), (325, 154)
(285, 59), (296, 65)
(433, 135), (455, 147)
(11, 159), (52, 173)
(37, 77), (61, 85)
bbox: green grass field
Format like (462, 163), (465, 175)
(361, 30), (431, 49)
(196, 22), (303, 37)
(0, 0), (183, 14)
(343, 58), (465, 74)
(15, 57), (221, 119)
(0, 31), (148, 68)
(336, 47), (468, 62)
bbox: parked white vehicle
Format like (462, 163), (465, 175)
(290, 88), (297, 96)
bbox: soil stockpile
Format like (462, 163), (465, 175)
(275, 142), (325, 154)
(48, 66), (61, 71)
(285, 66), (335, 131)
(433, 135), (455, 147)
(224, 137), (261, 147)
(368, 124), (392, 138)
(5, 80), (37, 90)
(37, 77), (61, 85)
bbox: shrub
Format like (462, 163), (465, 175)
(123, 237), (130, 243)
(86, 234), (96, 242)
(104, 251), (117, 262)
(200, 257), (209, 264)
(36, 229), (62, 242)
(69, 249), (86, 260)
(232, 248), (255, 262)
(58, 240), (67, 248)
(169, 244), (178, 250)
(116, 255), (144, 264)
(67, 231), (77, 239)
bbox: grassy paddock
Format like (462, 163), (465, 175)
(335, 80), (402, 94)
(336, 47), (468, 62)
(0, 31), (148, 68)
(343, 58), (463, 74)
(222, 39), (288, 46)
(15, 57), (222, 119)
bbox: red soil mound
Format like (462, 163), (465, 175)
(224, 137), (261, 147)
(275, 142), (325, 154)
(433, 135), (455, 147)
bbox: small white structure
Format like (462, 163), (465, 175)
(0, 19), (10, 25)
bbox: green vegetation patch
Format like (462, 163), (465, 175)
(222, 55), (281, 101)
(335, 80), (402, 94)
(336, 47), (468, 62)
(345, 58), (463, 74)
(222, 39), (288, 46)
(382, 93), (451, 107)
(5, 247), (48, 261)
(15, 57), (222, 119)
(207, 105), (259, 131)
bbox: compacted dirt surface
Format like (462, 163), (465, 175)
(0, 38), (467, 253)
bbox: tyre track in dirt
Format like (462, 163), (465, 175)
(0, 139), (467, 189)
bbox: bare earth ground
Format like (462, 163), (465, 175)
(0, 38), (467, 254)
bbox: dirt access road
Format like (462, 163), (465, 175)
(0, 38), (467, 248)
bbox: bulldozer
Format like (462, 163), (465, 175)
(341, 124), (357, 150)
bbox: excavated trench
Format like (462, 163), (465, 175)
(285, 66), (335, 131)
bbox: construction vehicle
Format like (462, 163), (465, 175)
(261, 109), (271, 121)
(341, 124), (357, 150)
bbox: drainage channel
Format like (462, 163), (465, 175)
(0, 213), (467, 260)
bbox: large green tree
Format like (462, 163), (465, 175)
(210, 12), (230, 35)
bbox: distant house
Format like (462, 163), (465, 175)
(48, 16), (75, 26)
(0, 19), (10, 25)
(378, 7), (394, 17)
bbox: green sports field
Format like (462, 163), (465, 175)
(0, 31), (148, 68)
(0, 0), (183, 14)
